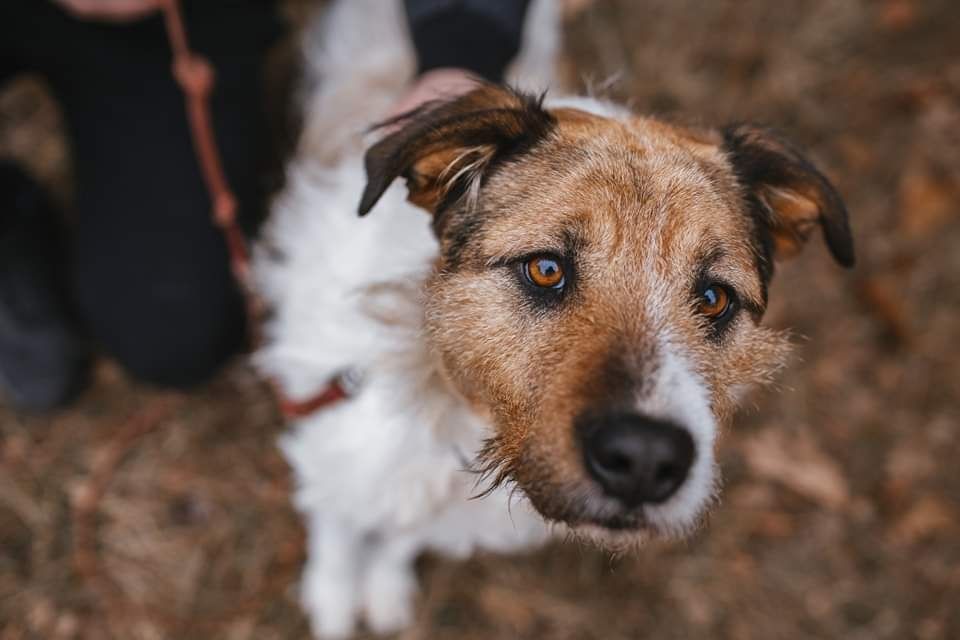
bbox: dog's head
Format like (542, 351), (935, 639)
(359, 85), (853, 547)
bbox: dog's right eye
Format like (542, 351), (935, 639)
(524, 255), (566, 290)
(695, 282), (739, 338)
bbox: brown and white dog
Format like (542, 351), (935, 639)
(254, 1), (853, 637)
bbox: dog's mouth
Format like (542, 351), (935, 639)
(535, 504), (661, 553)
(554, 501), (662, 534)
(546, 496), (712, 551)
(505, 460), (718, 547)
(580, 512), (646, 530)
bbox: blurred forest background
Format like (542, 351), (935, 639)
(1, 0), (958, 638)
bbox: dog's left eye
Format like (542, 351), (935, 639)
(524, 255), (566, 290)
(697, 283), (734, 321)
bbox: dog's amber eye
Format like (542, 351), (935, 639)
(698, 284), (731, 319)
(525, 256), (565, 289)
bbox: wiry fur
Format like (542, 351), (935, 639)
(254, 1), (850, 637)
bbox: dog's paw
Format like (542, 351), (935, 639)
(362, 563), (417, 635)
(301, 564), (359, 639)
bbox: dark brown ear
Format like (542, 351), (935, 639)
(358, 84), (555, 219)
(723, 124), (854, 267)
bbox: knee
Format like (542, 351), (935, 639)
(115, 305), (246, 388)
(73, 246), (247, 389)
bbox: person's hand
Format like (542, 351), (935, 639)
(54, 0), (161, 22)
(386, 68), (480, 120)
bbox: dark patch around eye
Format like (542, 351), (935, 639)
(695, 249), (765, 319)
(702, 290), (738, 339)
(516, 255), (570, 308)
(487, 228), (585, 310)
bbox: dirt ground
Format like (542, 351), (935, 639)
(1, 1), (959, 638)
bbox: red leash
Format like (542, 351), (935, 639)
(158, 0), (349, 417)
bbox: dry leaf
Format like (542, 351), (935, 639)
(857, 275), (912, 346)
(891, 496), (957, 545)
(742, 429), (850, 510)
(898, 166), (956, 238)
(478, 586), (538, 634)
(884, 442), (936, 506)
(878, 0), (918, 32)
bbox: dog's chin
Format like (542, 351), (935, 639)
(556, 510), (704, 553)
(521, 476), (717, 553)
(563, 522), (652, 554)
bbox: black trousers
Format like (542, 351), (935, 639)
(1, 1), (283, 387)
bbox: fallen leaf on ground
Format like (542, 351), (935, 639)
(857, 275), (912, 346)
(878, 0), (918, 32)
(891, 496), (957, 545)
(898, 165), (957, 238)
(742, 429), (850, 510)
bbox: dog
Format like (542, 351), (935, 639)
(253, 0), (854, 636)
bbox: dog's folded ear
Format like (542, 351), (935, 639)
(723, 124), (854, 267)
(358, 84), (555, 218)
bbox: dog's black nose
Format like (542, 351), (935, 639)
(580, 412), (694, 507)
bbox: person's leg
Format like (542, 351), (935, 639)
(61, 30), (250, 388)
(12, 1), (283, 388)
(0, 162), (90, 410)
(0, 3), (91, 410)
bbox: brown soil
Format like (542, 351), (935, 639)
(1, 1), (958, 638)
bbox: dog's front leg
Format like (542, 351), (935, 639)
(360, 534), (420, 635)
(300, 512), (364, 639)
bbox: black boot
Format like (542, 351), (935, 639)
(0, 162), (89, 411)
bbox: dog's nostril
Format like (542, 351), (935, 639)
(580, 412), (695, 507)
(598, 451), (633, 474)
(655, 462), (677, 483)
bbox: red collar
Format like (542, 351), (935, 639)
(276, 380), (349, 419)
